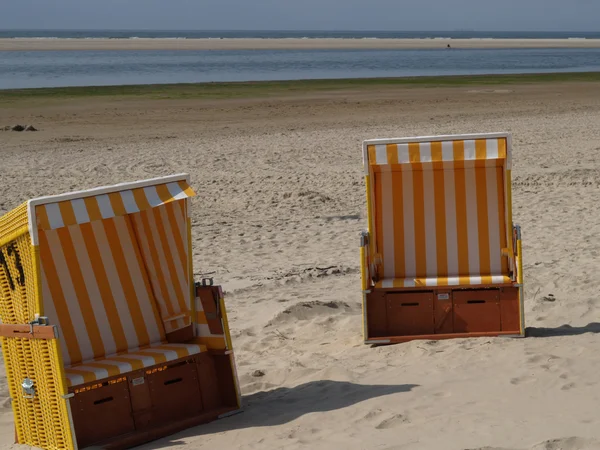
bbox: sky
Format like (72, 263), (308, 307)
(1, 0), (599, 31)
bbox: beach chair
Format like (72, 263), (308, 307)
(0, 174), (241, 449)
(360, 133), (524, 344)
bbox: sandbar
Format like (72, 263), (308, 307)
(1, 37), (600, 51)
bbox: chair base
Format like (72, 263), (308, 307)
(364, 285), (523, 344)
(69, 349), (239, 449)
(366, 331), (524, 345)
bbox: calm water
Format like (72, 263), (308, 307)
(2, 29), (600, 39)
(1, 48), (600, 89)
(2, 30), (600, 89)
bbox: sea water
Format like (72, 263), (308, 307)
(1, 30), (600, 89)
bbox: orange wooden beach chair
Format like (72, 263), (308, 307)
(360, 133), (524, 344)
(0, 174), (241, 449)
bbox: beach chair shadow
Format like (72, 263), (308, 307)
(526, 323), (600, 337)
(146, 380), (419, 445)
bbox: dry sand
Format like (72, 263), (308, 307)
(2, 82), (600, 449)
(2, 38), (600, 51)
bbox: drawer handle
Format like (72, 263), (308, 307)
(164, 377), (183, 386)
(467, 300), (486, 304)
(93, 396), (114, 405)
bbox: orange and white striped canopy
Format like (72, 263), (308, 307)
(363, 134), (514, 289)
(28, 175), (197, 367)
(33, 179), (195, 232)
(365, 135), (510, 171)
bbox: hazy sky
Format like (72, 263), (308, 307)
(1, 0), (599, 31)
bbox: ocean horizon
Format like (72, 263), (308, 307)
(2, 29), (600, 40)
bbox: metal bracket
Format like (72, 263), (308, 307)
(37, 316), (50, 326)
(22, 378), (35, 399)
(30, 315), (50, 335)
(200, 278), (214, 287)
(359, 230), (369, 247)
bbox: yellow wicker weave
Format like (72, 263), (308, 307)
(0, 202), (28, 249)
(0, 222), (75, 450)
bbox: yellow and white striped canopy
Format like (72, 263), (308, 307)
(34, 179), (195, 232)
(365, 135), (510, 171)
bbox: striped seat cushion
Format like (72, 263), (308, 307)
(64, 342), (205, 387)
(375, 275), (512, 289)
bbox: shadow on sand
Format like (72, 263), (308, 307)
(526, 323), (600, 337)
(144, 380), (418, 447)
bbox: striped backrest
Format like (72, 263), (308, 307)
(33, 175), (196, 367)
(39, 215), (166, 367)
(365, 135), (512, 284)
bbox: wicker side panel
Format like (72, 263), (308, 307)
(3, 337), (75, 450)
(0, 232), (38, 325)
(0, 202), (29, 247)
(0, 225), (74, 449)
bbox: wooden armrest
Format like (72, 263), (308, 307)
(0, 323), (58, 339)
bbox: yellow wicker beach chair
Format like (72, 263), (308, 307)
(0, 174), (241, 449)
(360, 133), (524, 344)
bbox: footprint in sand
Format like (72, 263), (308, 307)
(375, 414), (410, 430)
(432, 391), (451, 398)
(530, 436), (600, 450)
(510, 375), (537, 385)
(363, 408), (383, 420)
(1, 397), (11, 409)
(526, 354), (545, 364)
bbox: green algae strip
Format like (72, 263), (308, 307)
(2, 72), (600, 103)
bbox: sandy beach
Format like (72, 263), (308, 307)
(2, 38), (600, 51)
(2, 79), (600, 449)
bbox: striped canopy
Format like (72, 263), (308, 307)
(365, 136), (509, 170)
(34, 179), (195, 232)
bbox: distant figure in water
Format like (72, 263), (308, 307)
(447, 44), (451, 48)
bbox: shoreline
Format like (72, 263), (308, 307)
(2, 37), (600, 51)
(2, 72), (600, 100)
